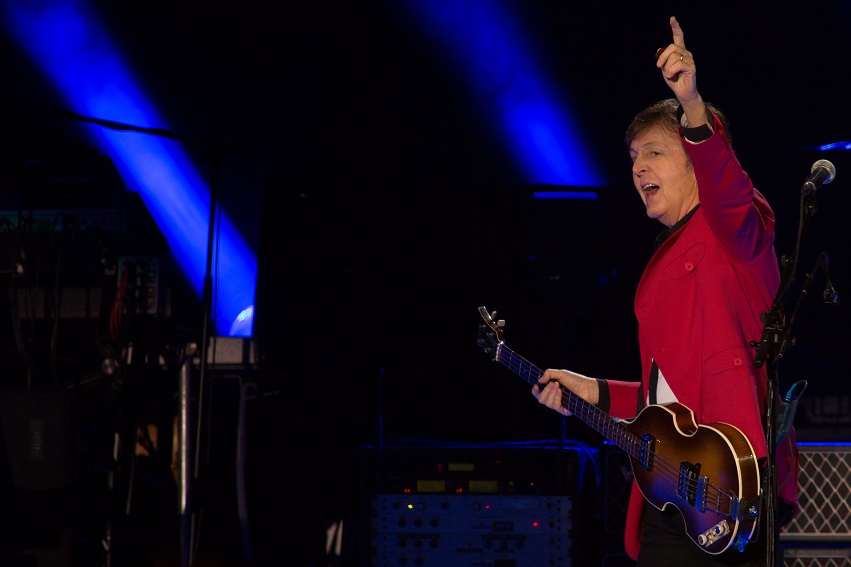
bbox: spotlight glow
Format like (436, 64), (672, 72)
(405, 0), (604, 187)
(3, 0), (256, 336)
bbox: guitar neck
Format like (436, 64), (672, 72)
(495, 342), (639, 454)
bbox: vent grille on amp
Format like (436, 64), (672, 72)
(781, 443), (851, 567)
(780, 443), (851, 542)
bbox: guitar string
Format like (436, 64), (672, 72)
(499, 347), (715, 504)
(492, 340), (743, 516)
(479, 328), (740, 510)
(504, 347), (738, 513)
(504, 348), (734, 515)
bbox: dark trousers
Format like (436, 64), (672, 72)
(636, 506), (780, 567)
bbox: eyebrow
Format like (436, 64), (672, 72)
(630, 140), (665, 154)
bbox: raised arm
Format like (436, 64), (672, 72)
(655, 16), (706, 128)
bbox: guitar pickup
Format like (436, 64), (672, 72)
(677, 461), (707, 510)
(638, 434), (656, 470)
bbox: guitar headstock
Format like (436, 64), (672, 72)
(477, 306), (506, 358)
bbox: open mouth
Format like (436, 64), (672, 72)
(642, 183), (660, 198)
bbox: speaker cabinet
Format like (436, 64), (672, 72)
(781, 443), (851, 542)
(783, 545), (851, 567)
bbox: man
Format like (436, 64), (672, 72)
(533, 16), (797, 566)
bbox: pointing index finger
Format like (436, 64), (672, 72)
(670, 16), (686, 48)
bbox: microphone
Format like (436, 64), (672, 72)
(802, 159), (836, 195)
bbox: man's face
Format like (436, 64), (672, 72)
(628, 124), (699, 228)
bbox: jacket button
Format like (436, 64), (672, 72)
(733, 357), (743, 366)
(684, 261), (695, 271)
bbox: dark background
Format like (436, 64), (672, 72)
(1, 1), (850, 565)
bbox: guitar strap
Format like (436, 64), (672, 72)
(648, 360), (660, 406)
(635, 360), (659, 413)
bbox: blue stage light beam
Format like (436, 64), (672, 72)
(817, 140), (851, 151)
(3, 0), (256, 337)
(405, 0), (604, 187)
(533, 191), (598, 201)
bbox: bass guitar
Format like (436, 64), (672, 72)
(476, 306), (761, 555)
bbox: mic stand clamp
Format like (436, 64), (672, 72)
(751, 312), (791, 370)
(751, 254), (797, 370)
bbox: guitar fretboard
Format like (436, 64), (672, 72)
(495, 342), (642, 460)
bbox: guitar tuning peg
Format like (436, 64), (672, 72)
(497, 320), (505, 327)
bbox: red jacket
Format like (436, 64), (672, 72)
(604, 112), (798, 559)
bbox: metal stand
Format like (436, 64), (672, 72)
(178, 348), (197, 567)
(752, 179), (836, 567)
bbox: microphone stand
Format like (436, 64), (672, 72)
(751, 186), (821, 567)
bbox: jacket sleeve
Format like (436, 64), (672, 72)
(598, 378), (641, 419)
(681, 113), (775, 264)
